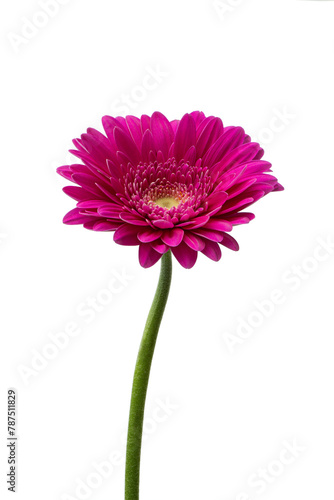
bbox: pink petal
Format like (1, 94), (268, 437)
(114, 127), (140, 165)
(201, 240), (222, 261)
(63, 186), (94, 202)
(98, 205), (123, 217)
(219, 197), (254, 214)
(183, 146), (197, 164)
(113, 224), (139, 245)
(170, 119), (179, 134)
(195, 115), (214, 138)
(161, 228), (184, 247)
(150, 112), (174, 159)
(57, 166), (73, 181)
(63, 208), (92, 225)
(218, 143), (261, 172)
(196, 117), (224, 158)
(183, 233), (205, 251)
(86, 127), (113, 153)
(190, 111), (206, 127)
(106, 159), (123, 179)
(80, 132), (111, 169)
(223, 212), (255, 225)
(203, 219), (233, 232)
(140, 114), (151, 134)
(254, 148), (264, 160)
(141, 129), (156, 163)
(226, 178), (258, 199)
(152, 219), (174, 229)
(205, 191), (228, 211)
(139, 244), (162, 268)
(119, 213), (148, 226)
(193, 228), (224, 242)
(202, 127), (245, 167)
(102, 115), (126, 142)
(83, 221), (97, 230)
(71, 173), (103, 196)
(174, 114), (196, 162)
(172, 242), (198, 269)
(137, 229), (162, 243)
(93, 221), (121, 231)
(178, 215), (210, 229)
(220, 233), (239, 251)
(77, 200), (108, 209)
(125, 115), (143, 149)
(151, 240), (169, 254)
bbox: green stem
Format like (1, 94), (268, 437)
(125, 250), (172, 500)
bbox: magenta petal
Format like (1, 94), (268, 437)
(218, 143), (261, 172)
(183, 233), (205, 251)
(93, 221), (120, 231)
(174, 114), (196, 162)
(203, 127), (245, 167)
(220, 197), (254, 214)
(57, 166), (73, 181)
(114, 127), (140, 165)
(161, 228), (184, 247)
(178, 215), (210, 229)
(98, 205), (123, 217)
(150, 112), (174, 159)
(77, 200), (108, 209)
(190, 111), (206, 126)
(113, 224), (139, 245)
(151, 240), (169, 254)
(102, 116), (125, 145)
(172, 242), (198, 269)
(71, 173), (103, 197)
(63, 208), (91, 225)
(141, 129), (156, 162)
(196, 117), (224, 158)
(254, 148), (264, 160)
(137, 229), (162, 243)
(183, 145), (197, 165)
(205, 191), (228, 211)
(193, 228), (224, 242)
(152, 219), (174, 229)
(83, 221), (97, 230)
(80, 132), (111, 169)
(63, 186), (93, 202)
(201, 240), (222, 262)
(125, 115), (143, 149)
(227, 178), (258, 199)
(220, 233), (239, 251)
(139, 244), (162, 268)
(224, 212), (255, 225)
(119, 213), (148, 226)
(170, 120), (179, 134)
(203, 219), (233, 232)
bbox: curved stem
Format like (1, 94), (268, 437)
(125, 250), (172, 500)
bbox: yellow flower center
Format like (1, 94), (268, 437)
(154, 197), (180, 209)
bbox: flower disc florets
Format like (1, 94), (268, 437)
(58, 111), (283, 268)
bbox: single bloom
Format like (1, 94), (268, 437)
(57, 111), (283, 269)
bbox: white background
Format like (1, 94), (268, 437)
(1, 1), (334, 499)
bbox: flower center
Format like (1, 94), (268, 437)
(154, 196), (181, 209)
(123, 158), (212, 222)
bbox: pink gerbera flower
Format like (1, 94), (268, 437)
(57, 111), (283, 269)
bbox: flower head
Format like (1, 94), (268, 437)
(57, 111), (283, 268)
